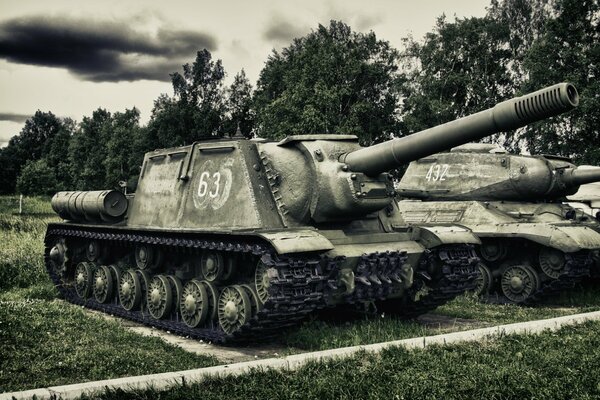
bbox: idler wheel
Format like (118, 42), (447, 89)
(254, 260), (273, 304)
(200, 251), (225, 282)
(480, 241), (507, 262)
(473, 262), (493, 296)
(119, 270), (142, 311)
(93, 265), (114, 303)
(218, 285), (251, 334)
(85, 240), (102, 262)
(147, 275), (173, 320)
(135, 244), (163, 271)
(75, 262), (94, 298)
(180, 279), (209, 328)
(500, 264), (539, 303)
(49, 239), (68, 277)
(539, 248), (567, 279)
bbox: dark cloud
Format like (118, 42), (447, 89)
(0, 112), (30, 123)
(263, 20), (308, 44)
(0, 16), (217, 82)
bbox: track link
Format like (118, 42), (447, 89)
(44, 223), (331, 344)
(376, 245), (481, 318)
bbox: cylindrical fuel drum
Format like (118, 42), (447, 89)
(50, 191), (77, 220)
(51, 190), (128, 222)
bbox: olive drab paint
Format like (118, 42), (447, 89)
(45, 82), (580, 341)
(397, 143), (600, 304)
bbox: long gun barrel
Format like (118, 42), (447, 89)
(563, 167), (600, 187)
(342, 82), (579, 176)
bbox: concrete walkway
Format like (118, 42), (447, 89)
(85, 305), (486, 363)
(3, 310), (599, 400)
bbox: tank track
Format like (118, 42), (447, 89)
(44, 224), (332, 344)
(376, 245), (481, 318)
(483, 251), (592, 305)
(522, 251), (592, 305)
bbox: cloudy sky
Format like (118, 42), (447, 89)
(0, 0), (488, 147)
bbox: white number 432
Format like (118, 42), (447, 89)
(425, 164), (449, 182)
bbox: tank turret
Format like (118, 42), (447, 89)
(45, 82), (579, 341)
(398, 147), (600, 202)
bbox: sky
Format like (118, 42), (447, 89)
(0, 0), (489, 147)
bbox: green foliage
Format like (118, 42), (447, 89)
(401, 0), (598, 162)
(519, 0), (600, 165)
(400, 15), (516, 148)
(254, 20), (403, 145)
(68, 108), (112, 190)
(148, 50), (226, 148)
(222, 69), (255, 137)
(94, 321), (600, 400)
(15, 159), (59, 195)
(0, 299), (217, 392)
(103, 108), (143, 190)
(0, 195), (54, 215)
(0, 111), (66, 194)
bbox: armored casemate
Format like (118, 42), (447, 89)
(397, 91), (600, 303)
(45, 83), (577, 342)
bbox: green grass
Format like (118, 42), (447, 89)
(93, 320), (600, 400)
(280, 285), (600, 351)
(0, 199), (218, 393)
(0, 214), (57, 291)
(0, 195), (54, 215)
(0, 299), (217, 393)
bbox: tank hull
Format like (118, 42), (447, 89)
(397, 200), (600, 303)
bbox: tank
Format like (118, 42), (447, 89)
(565, 167), (600, 219)
(397, 123), (600, 304)
(45, 82), (578, 342)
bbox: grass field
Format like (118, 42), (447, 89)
(0, 197), (216, 393)
(2, 195), (600, 395)
(93, 320), (600, 400)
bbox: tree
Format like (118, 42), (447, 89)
(399, 15), (515, 147)
(253, 20), (404, 145)
(223, 70), (255, 137)
(148, 50), (226, 148)
(0, 111), (64, 193)
(519, 0), (600, 164)
(103, 108), (142, 189)
(16, 159), (59, 195)
(45, 118), (76, 190)
(69, 109), (112, 190)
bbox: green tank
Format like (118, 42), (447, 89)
(45, 83), (577, 342)
(396, 97), (600, 303)
(566, 167), (600, 219)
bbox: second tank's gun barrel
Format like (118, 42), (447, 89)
(563, 166), (600, 187)
(342, 82), (579, 176)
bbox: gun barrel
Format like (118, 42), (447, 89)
(564, 167), (600, 187)
(342, 82), (579, 175)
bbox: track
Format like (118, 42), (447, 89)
(376, 245), (481, 318)
(45, 224), (331, 344)
(44, 223), (434, 344)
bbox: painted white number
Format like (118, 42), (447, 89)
(209, 172), (221, 198)
(425, 164), (449, 182)
(197, 171), (221, 198)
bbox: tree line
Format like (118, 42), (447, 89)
(1, 0), (597, 195)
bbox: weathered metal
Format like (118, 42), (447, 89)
(45, 82), (578, 341)
(397, 134), (600, 303)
